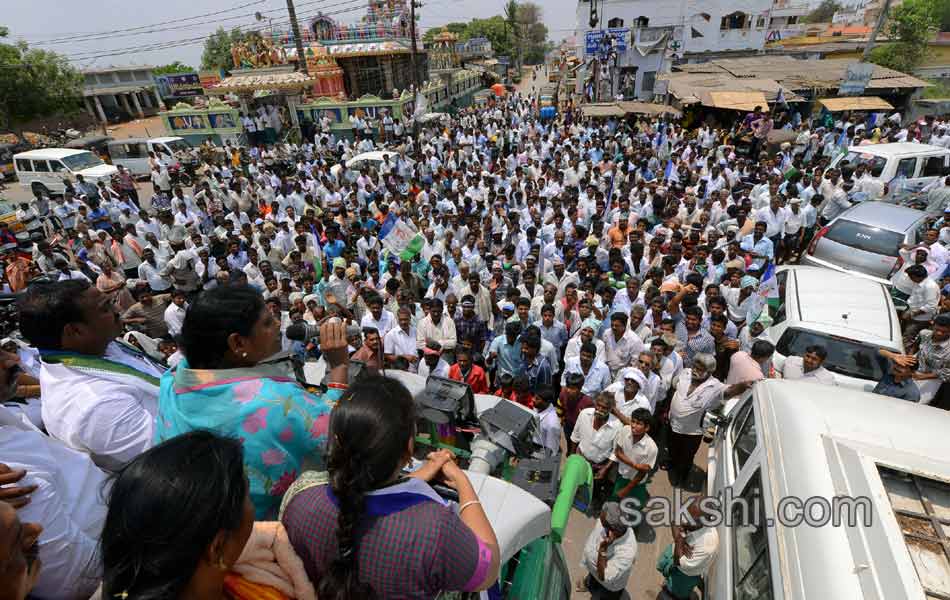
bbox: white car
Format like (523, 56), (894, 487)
(14, 148), (118, 196)
(768, 266), (903, 391)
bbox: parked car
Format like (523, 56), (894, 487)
(329, 151), (414, 182)
(13, 148), (118, 196)
(106, 136), (193, 178)
(801, 201), (929, 286)
(829, 142), (950, 197)
(64, 135), (114, 163)
(768, 266), (903, 391)
(706, 379), (950, 600)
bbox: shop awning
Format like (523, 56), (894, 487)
(581, 103), (625, 118)
(818, 96), (893, 112)
(705, 90), (769, 112)
(616, 101), (682, 118)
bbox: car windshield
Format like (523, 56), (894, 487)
(61, 151), (103, 171)
(824, 219), (904, 257)
(164, 139), (192, 153)
(777, 328), (889, 381)
(836, 151), (887, 173)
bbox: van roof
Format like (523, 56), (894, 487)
(754, 380), (950, 599)
(108, 136), (183, 145)
(13, 148), (90, 160)
(847, 142), (950, 158)
(785, 266), (898, 345)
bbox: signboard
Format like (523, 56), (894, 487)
(198, 70), (222, 89)
(838, 61), (874, 96)
(161, 73), (203, 98)
(585, 29), (628, 56)
(496, 55), (510, 65)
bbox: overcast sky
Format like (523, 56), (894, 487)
(5, 0), (575, 71)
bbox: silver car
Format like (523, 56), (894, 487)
(801, 201), (930, 285)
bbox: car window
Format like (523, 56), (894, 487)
(733, 471), (774, 600)
(32, 160), (50, 173)
(110, 144), (127, 159)
(823, 219), (904, 257)
(49, 161), (66, 173)
(776, 327), (888, 380)
(15, 159), (31, 172)
(733, 402), (758, 472)
(838, 151), (886, 173)
(921, 155), (949, 178)
(896, 157), (916, 179)
(61, 152), (103, 171)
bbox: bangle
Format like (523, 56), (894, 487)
(458, 500), (481, 515)
(327, 382), (348, 390)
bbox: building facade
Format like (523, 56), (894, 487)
(574, 0), (774, 100)
(82, 66), (163, 124)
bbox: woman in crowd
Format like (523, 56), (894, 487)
(155, 283), (351, 518)
(99, 431), (254, 599)
(281, 375), (500, 599)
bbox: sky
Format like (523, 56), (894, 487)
(4, 0), (576, 71)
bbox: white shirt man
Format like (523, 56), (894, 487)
(536, 401), (562, 457)
(780, 355), (836, 385)
(0, 404), (109, 599)
(361, 308), (396, 339)
(384, 323), (418, 372)
(602, 328), (644, 377)
(611, 421), (658, 482)
(570, 406), (622, 464)
(669, 370), (725, 436)
(907, 275), (941, 322)
(562, 356), (613, 397)
(164, 300), (188, 337)
(40, 341), (163, 472)
(580, 515), (638, 593)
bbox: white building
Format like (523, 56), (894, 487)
(574, 0), (774, 101)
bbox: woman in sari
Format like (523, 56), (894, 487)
(155, 284), (351, 519)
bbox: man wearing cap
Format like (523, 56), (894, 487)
(608, 368), (652, 418)
(418, 341), (450, 379)
(578, 501), (638, 599)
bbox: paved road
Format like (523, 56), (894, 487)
(2, 116), (165, 205)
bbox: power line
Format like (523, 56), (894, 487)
(25, 0), (271, 46)
(24, 0), (371, 47)
(65, 1), (370, 62)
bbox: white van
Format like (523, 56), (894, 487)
(707, 379), (950, 600)
(14, 148), (118, 196)
(107, 136), (192, 178)
(830, 142), (950, 195)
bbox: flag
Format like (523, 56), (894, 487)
(398, 234), (425, 261)
(378, 212), (398, 239)
(664, 159), (674, 181)
(758, 263), (780, 309)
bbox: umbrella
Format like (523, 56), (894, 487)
(491, 83), (506, 97)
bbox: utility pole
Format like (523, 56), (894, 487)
(286, 0), (309, 75)
(409, 0), (420, 140)
(862, 0), (894, 61)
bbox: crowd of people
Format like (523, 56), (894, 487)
(2, 85), (950, 600)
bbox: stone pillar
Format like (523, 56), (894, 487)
(382, 56), (395, 95)
(93, 95), (107, 123)
(119, 93), (133, 116)
(84, 97), (96, 119)
(131, 92), (144, 118)
(152, 88), (164, 111)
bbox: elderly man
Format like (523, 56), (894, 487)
(668, 353), (751, 487)
(578, 502), (638, 599)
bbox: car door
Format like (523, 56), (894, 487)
(916, 153), (950, 191)
(32, 159), (59, 191)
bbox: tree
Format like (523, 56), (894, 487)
(153, 61), (194, 75)
(201, 27), (248, 72)
(0, 26), (83, 129)
(869, 0), (939, 73)
(804, 0), (842, 23)
(466, 16), (513, 58)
